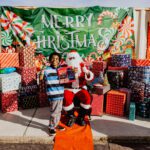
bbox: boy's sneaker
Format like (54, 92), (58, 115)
(56, 125), (65, 131)
(49, 129), (56, 136)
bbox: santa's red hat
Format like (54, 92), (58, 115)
(69, 50), (77, 53)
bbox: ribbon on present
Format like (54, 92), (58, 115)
(1, 10), (34, 45)
(2, 46), (16, 53)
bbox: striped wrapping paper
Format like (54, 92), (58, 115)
(111, 54), (131, 67)
(18, 46), (35, 68)
(0, 72), (21, 92)
(0, 53), (19, 68)
(107, 70), (125, 89)
(119, 88), (131, 115)
(130, 80), (145, 102)
(0, 91), (18, 113)
(39, 79), (46, 92)
(18, 67), (37, 86)
(132, 59), (150, 66)
(128, 66), (150, 84)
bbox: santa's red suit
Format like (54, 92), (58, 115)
(63, 50), (94, 126)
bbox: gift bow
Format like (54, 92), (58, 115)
(1, 10), (34, 45)
(2, 46), (16, 53)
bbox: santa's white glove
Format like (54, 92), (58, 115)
(82, 66), (89, 74)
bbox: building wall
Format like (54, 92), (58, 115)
(134, 9), (150, 59)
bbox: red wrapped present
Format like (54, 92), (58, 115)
(0, 91), (18, 113)
(39, 79), (46, 92)
(18, 46), (35, 67)
(18, 67), (37, 86)
(91, 61), (107, 77)
(106, 90), (126, 117)
(0, 53), (19, 68)
(38, 92), (49, 107)
(91, 94), (104, 116)
(132, 59), (150, 66)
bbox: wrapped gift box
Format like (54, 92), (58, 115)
(144, 84), (150, 98)
(130, 80), (145, 102)
(132, 59), (150, 66)
(128, 66), (150, 84)
(119, 88), (131, 115)
(92, 84), (110, 95)
(38, 92), (49, 107)
(108, 66), (128, 87)
(39, 79), (46, 92)
(0, 53), (19, 68)
(136, 98), (150, 118)
(37, 72), (46, 92)
(91, 61), (107, 77)
(107, 70), (125, 89)
(19, 95), (39, 109)
(91, 94), (104, 116)
(0, 91), (18, 113)
(18, 46), (35, 67)
(18, 67), (37, 86)
(19, 85), (38, 96)
(0, 72), (21, 92)
(111, 54), (131, 67)
(106, 90), (126, 116)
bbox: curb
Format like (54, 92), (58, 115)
(0, 136), (150, 144)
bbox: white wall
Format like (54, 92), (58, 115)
(134, 9), (150, 59)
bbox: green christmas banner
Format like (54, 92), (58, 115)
(0, 6), (135, 61)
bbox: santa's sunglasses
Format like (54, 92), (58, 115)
(69, 57), (75, 60)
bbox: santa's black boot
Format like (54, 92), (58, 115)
(76, 107), (90, 126)
(66, 109), (76, 127)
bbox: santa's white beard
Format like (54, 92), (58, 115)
(67, 59), (82, 76)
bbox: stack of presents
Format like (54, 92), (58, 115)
(0, 46), (48, 113)
(90, 54), (150, 120)
(0, 47), (149, 121)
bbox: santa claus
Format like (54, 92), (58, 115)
(63, 50), (94, 127)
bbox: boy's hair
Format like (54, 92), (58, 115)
(49, 52), (61, 62)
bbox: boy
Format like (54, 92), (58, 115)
(44, 52), (65, 136)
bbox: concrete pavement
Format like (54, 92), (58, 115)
(0, 107), (150, 144)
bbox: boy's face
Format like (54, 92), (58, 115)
(50, 55), (60, 68)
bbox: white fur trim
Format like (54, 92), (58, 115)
(63, 103), (74, 111)
(65, 88), (81, 93)
(80, 103), (91, 109)
(82, 66), (89, 74)
(82, 85), (87, 90)
(85, 71), (94, 81)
